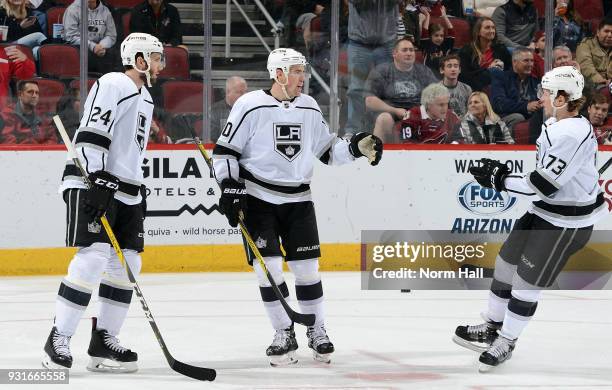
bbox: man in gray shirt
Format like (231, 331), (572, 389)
(365, 38), (438, 142)
(210, 76), (248, 142)
(492, 0), (538, 49)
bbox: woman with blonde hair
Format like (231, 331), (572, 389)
(0, 0), (46, 59)
(455, 91), (514, 144)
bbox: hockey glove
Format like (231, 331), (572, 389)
(349, 132), (383, 166)
(83, 171), (120, 218)
(219, 178), (247, 227)
(468, 158), (510, 192)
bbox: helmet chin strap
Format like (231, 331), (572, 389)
(135, 57), (152, 87)
(275, 72), (293, 100)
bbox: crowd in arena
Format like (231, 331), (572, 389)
(0, 0), (611, 145)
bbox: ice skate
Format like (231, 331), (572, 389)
(478, 334), (516, 372)
(86, 318), (138, 373)
(266, 324), (298, 367)
(306, 325), (334, 363)
(453, 315), (502, 353)
(42, 326), (73, 369)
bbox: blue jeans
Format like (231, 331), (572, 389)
(32, 10), (47, 37)
(14, 32), (46, 60)
(345, 39), (394, 133)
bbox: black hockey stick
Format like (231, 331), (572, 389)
(187, 130), (316, 327)
(599, 156), (612, 175)
(53, 116), (216, 382)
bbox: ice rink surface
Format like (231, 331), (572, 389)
(1, 272), (611, 390)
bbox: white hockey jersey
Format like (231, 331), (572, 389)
(505, 116), (608, 228)
(59, 72), (154, 205)
(212, 89), (355, 204)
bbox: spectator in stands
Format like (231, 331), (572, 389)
(394, 82), (460, 143)
(0, 80), (56, 144)
(454, 91), (514, 143)
(490, 47), (540, 132)
(63, 0), (118, 74)
(439, 54), (472, 117)
(0, 0), (47, 59)
(530, 30), (544, 78)
(149, 119), (171, 143)
(344, 0), (398, 135)
(420, 5), (454, 76)
(577, 16), (612, 91)
(56, 87), (80, 140)
(458, 16), (511, 91)
(275, 1), (325, 48)
(211, 76), (247, 142)
(130, 0), (184, 48)
(462, 0), (506, 18)
(0, 44), (35, 108)
(366, 38), (438, 142)
(586, 92), (612, 144)
(491, 0), (538, 50)
(552, 0), (586, 52)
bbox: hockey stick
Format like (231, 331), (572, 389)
(187, 131), (316, 327)
(52, 116), (216, 382)
(599, 156), (612, 175)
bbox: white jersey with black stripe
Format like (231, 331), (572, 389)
(58, 72), (154, 205)
(504, 116), (608, 228)
(212, 89), (355, 204)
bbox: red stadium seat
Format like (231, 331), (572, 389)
(415, 50), (424, 64)
(162, 81), (203, 114)
(574, 0), (604, 23)
(35, 78), (65, 115)
(430, 17), (471, 48)
(68, 78), (98, 92)
(159, 46), (190, 80)
(122, 12), (131, 38)
(513, 120), (530, 144)
(39, 44), (80, 78)
(46, 6), (66, 37)
(339, 49), (348, 75)
(106, 0), (143, 8)
(534, 0), (545, 16)
(53, 0), (73, 5)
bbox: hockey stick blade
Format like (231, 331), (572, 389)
(171, 358), (217, 381)
(599, 156), (612, 175)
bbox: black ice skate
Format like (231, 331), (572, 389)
(87, 317), (138, 373)
(478, 334), (516, 372)
(266, 324), (298, 367)
(453, 317), (502, 353)
(306, 325), (334, 363)
(42, 326), (73, 369)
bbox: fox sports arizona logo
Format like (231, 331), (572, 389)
(457, 181), (517, 215)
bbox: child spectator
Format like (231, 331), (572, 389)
(420, 5), (454, 76)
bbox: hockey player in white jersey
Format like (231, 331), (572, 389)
(453, 66), (608, 371)
(42, 33), (164, 372)
(212, 48), (383, 366)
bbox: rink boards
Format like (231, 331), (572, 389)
(0, 144), (610, 275)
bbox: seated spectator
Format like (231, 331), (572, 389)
(0, 80), (56, 144)
(0, 44), (35, 108)
(394, 82), (460, 143)
(63, 0), (118, 74)
(586, 92), (612, 144)
(0, 0), (47, 59)
(454, 91), (514, 143)
(149, 119), (171, 143)
(530, 30), (545, 78)
(577, 16), (612, 91)
(56, 87), (80, 140)
(552, 0), (587, 53)
(28, 0), (55, 36)
(420, 5), (454, 76)
(402, 1), (422, 43)
(130, 0), (185, 49)
(491, 47), (541, 132)
(211, 76), (247, 142)
(365, 38), (439, 142)
(438, 54), (472, 117)
(491, 0), (538, 50)
(458, 16), (511, 91)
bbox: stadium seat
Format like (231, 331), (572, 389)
(431, 17), (471, 48)
(513, 120), (530, 144)
(574, 0), (604, 23)
(39, 44), (80, 78)
(159, 46), (190, 80)
(68, 78), (98, 92)
(415, 50), (424, 64)
(46, 6), (66, 37)
(35, 78), (65, 115)
(122, 12), (131, 38)
(162, 81), (203, 114)
(53, 0), (73, 5)
(339, 49), (348, 75)
(105, 0), (143, 9)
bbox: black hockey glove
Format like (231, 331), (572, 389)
(83, 171), (120, 218)
(469, 158), (510, 192)
(219, 178), (247, 228)
(349, 132), (383, 166)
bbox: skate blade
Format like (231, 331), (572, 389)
(269, 351), (298, 367)
(311, 350), (332, 364)
(478, 363), (494, 373)
(42, 354), (71, 369)
(87, 357), (138, 373)
(452, 335), (489, 353)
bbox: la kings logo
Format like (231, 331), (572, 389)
(135, 113), (147, 152)
(274, 123), (302, 161)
